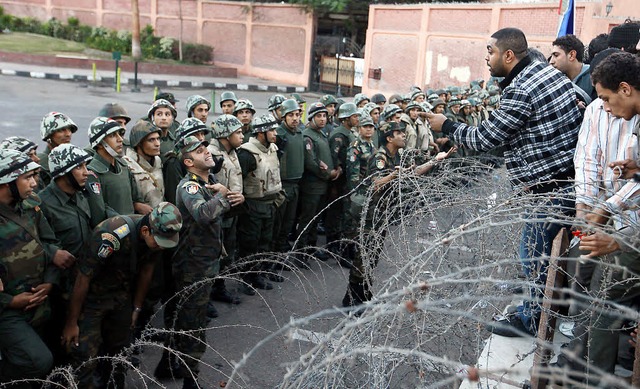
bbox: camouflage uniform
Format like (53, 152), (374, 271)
(0, 136), (44, 192)
(122, 121), (165, 208)
(346, 132), (375, 225)
(172, 138), (230, 381)
(0, 149), (58, 388)
(68, 203), (181, 389)
(146, 99), (178, 162)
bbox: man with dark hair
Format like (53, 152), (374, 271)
(550, 34), (594, 100)
(592, 52), (640, 119)
(427, 27), (582, 337)
(607, 21), (640, 53)
(586, 33), (609, 63)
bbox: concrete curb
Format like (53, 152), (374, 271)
(0, 67), (306, 93)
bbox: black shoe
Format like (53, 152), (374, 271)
(206, 301), (219, 319)
(485, 316), (535, 337)
(210, 287), (241, 305)
(342, 282), (371, 307)
(241, 282), (256, 296)
(182, 376), (200, 389)
(265, 271), (285, 283)
(251, 274), (273, 290)
(154, 351), (184, 379)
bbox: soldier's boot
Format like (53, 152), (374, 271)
(154, 350), (185, 379)
(341, 281), (371, 308)
(263, 264), (285, 283)
(310, 248), (329, 262)
(210, 279), (241, 304)
(182, 376), (200, 389)
(206, 301), (219, 319)
(251, 274), (273, 290)
(240, 274), (257, 296)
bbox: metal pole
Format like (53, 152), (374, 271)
(335, 52), (340, 97)
(132, 61), (140, 92)
(114, 59), (119, 91)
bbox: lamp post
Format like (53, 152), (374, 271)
(606, 1), (613, 16)
(335, 37), (346, 98)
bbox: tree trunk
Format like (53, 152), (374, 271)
(178, 0), (183, 61)
(131, 0), (142, 60)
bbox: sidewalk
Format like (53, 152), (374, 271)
(0, 60), (306, 93)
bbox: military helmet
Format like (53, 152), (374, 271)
(0, 149), (41, 185)
(359, 114), (374, 127)
(149, 201), (183, 249)
(363, 102), (380, 116)
(175, 117), (209, 144)
(129, 120), (161, 148)
(233, 99), (256, 115)
(388, 94), (402, 105)
(156, 92), (178, 103)
(460, 99), (471, 108)
(185, 95), (211, 117)
(147, 99), (177, 120)
(371, 93), (386, 104)
(40, 112), (78, 141)
(380, 121), (407, 143)
(0, 136), (37, 154)
(98, 103), (131, 124)
(448, 98), (462, 108)
(220, 91), (238, 106)
(88, 117), (126, 149)
(212, 114), (243, 138)
(404, 101), (423, 113)
(178, 135), (209, 154)
(449, 86), (461, 96)
(49, 143), (92, 179)
(290, 93), (306, 104)
(353, 93), (370, 106)
(307, 102), (328, 121)
(402, 93), (412, 102)
(320, 94), (338, 107)
(279, 99), (301, 117)
(382, 104), (402, 120)
(411, 90), (426, 101)
(435, 89), (447, 96)
(488, 85), (500, 96)
(251, 114), (279, 134)
(478, 90), (490, 99)
(427, 93), (439, 103)
(267, 94), (287, 111)
(419, 102), (433, 112)
(432, 99), (446, 109)
(338, 102), (358, 119)
(489, 95), (500, 106)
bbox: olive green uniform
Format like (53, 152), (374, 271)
(86, 153), (143, 215)
(326, 125), (356, 248)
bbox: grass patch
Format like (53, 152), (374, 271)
(0, 32), (86, 55)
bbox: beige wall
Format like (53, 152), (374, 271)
(0, 0), (315, 87)
(364, 0), (639, 95)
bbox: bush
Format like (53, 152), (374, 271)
(181, 43), (213, 64)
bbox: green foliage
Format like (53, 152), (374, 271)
(288, 0), (349, 12)
(180, 43), (213, 64)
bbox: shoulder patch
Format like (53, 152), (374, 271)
(349, 155), (356, 162)
(101, 232), (121, 251)
(183, 182), (200, 195)
(376, 158), (386, 170)
(305, 139), (313, 151)
(97, 244), (114, 259)
(113, 224), (130, 239)
(89, 181), (101, 194)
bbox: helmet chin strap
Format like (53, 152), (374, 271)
(8, 181), (21, 203)
(101, 140), (122, 158)
(65, 172), (84, 191)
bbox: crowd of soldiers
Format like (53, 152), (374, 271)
(0, 83), (502, 389)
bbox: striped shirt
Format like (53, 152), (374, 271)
(574, 99), (640, 228)
(444, 56), (582, 189)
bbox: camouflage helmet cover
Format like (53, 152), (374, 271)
(0, 136), (37, 154)
(359, 114), (374, 127)
(177, 135), (209, 153)
(363, 102), (380, 116)
(337, 102), (358, 119)
(220, 91), (238, 106)
(432, 99), (446, 109)
(175, 117), (209, 144)
(404, 101), (423, 113)
(212, 114), (243, 138)
(382, 104), (402, 120)
(419, 102), (433, 112)
(353, 93), (370, 106)
(290, 93), (306, 104)
(267, 94), (286, 111)
(411, 90), (426, 101)
(448, 98), (462, 108)
(307, 102), (328, 120)
(0, 149), (41, 185)
(40, 112), (78, 141)
(233, 99), (256, 115)
(185, 95), (211, 117)
(320, 94), (338, 107)
(388, 94), (403, 105)
(489, 95), (500, 106)
(49, 143), (92, 179)
(88, 117), (125, 149)
(279, 99), (301, 117)
(380, 121), (406, 143)
(370, 93), (387, 104)
(147, 99), (177, 120)
(129, 120), (161, 148)
(149, 201), (183, 249)
(251, 114), (279, 134)
(98, 103), (131, 124)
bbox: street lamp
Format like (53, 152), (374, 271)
(606, 1), (613, 16)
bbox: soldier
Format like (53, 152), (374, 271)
(219, 91), (238, 115)
(401, 101), (431, 157)
(208, 115), (245, 306)
(272, 99), (304, 258)
(86, 117), (148, 215)
(173, 136), (240, 389)
(320, 94), (339, 132)
(185, 94), (211, 125)
(148, 99), (178, 161)
(237, 115), (285, 290)
(157, 91), (179, 108)
(353, 93), (370, 108)
(370, 93), (387, 110)
(445, 98), (462, 123)
(326, 102), (359, 261)
(380, 104), (402, 125)
(297, 103), (341, 260)
(430, 99), (456, 153)
(291, 93), (306, 111)
(267, 94), (287, 124)
(362, 103), (382, 148)
(38, 112), (78, 188)
(411, 90), (426, 103)
(122, 120), (165, 208)
(0, 149), (61, 389)
(0, 136), (43, 191)
(234, 99), (256, 138)
(62, 203), (182, 389)
(98, 103), (132, 129)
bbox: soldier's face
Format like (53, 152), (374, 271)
(71, 162), (89, 187)
(221, 100), (235, 115)
(266, 128), (277, 144)
(192, 103), (209, 123)
(141, 226), (161, 251)
(312, 112), (327, 129)
(414, 95), (425, 103)
(194, 131), (206, 141)
(228, 129), (244, 149)
(389, 131), (406, 149)
(191, 144), (216, 170)
(103, 131), (124, 154)
(392, 113), (402, 123)
(359, 124), (374, 140)
(153, 108), (174, 130)
(357, 100), (369, 108)
(50, 128), (72, 148)
(409, 108), (419, 120)
(370, 109), (380, 123)
(16, 170), (38, 199)
(113, 117), (128, 128)
(486, 39), (507, 77)
(348, 114), (359, 128)
(434, 105), (445, 114)
(326, 104), (336, 117)
(141, 132), (161, 157)
(284, 111), (301, 128)
(236, 109), (253, 125)
(27, 149), (40, 164)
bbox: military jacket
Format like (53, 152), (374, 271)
(122, 148), (165, 207)
(238, 137), (282, 199)
(0, 195), (59, 320)
(347, 136), (375, 193)
(159, 128), (176, 164)
(162, 152), (186, 206)
(174, 172), (230, 276)
(329, 125), (356, 188)
(87, 153), (142, 215)
(208, 139), (243, 193)
(81, 215), (155, 297)
(301, 126), (333, 194)
(275, 123), (304, 181)
(37, 147), (53, 189)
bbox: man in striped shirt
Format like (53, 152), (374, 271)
(428, 27), (582, 337)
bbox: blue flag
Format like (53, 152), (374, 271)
(557, 0), (575, 37)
